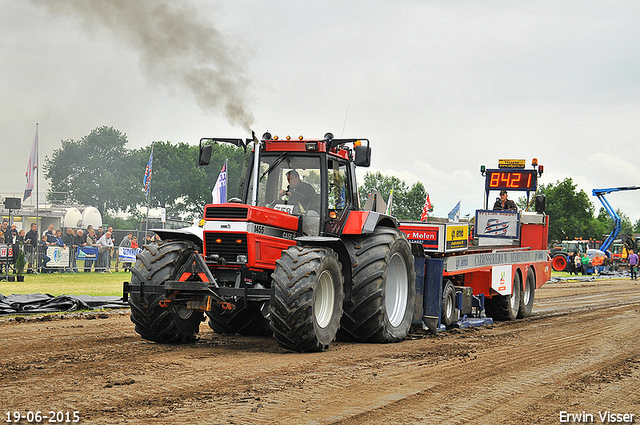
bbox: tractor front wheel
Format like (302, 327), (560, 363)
(270, 246), (344, 352)
(129, 241), (204, 343)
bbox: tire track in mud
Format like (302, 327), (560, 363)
(1, 281), (639, 424)
(333, 304), (640, 425)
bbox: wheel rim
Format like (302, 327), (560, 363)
(315, 269), (335, 329)
(524, 273), (533, 305)
(509, 277), (519, 311)
(386, 252), (409, 327)
(174, 304), (193, 320)
(445, 289), (454, 319)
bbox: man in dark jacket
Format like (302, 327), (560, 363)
(493, 190), (517, 211)
(24, 223), (38, 273)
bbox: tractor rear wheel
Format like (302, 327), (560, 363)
(485, 271), (521, 321)
(552, 254), (568, 272)
(207, 300), (272, 336)
(129, 241), (204, 343)
(339, 228), (416, 343)
(517, 267), (536, 318)
(270, 246), (343, 352)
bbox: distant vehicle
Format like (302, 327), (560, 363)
(549, 240), (593, 271)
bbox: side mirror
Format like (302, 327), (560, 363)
(199, 144), (213, 166)
(354, 145), (371, 167)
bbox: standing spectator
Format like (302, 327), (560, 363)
(62, 228), (75, 272)
(9, 224), (18, 244)
(72, 228), (85, 273)
(592, 254), (603, 275)
(131, 236), (139, 249)
(38, 234), (53, 273)
(567, 252), (576, 275)
(0, 219), (9, 242)
(144, 234), (153, 245)
(96, 226), (105, 240)
(574, 253), (582, 275)
(25, 223), (38, 273)
(84, 229), (98, 272)
(628, 249), (639, 280)
(42, 224), (56, 243)
(16, 229), (25, 244)
(107, 227), (116, 271)
(96, 231), (114, 273)
(581, 253), (590, 275)
(54, 230), (65, 247)
(0, 219), (8, 273)
(602, 254), (612, 273)
(118, 232), (133, 272)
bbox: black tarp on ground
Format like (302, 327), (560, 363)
(0, 293), (128, 315)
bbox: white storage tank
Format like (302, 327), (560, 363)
(62, 208), (83, 228)
(81, 207), (103, 229)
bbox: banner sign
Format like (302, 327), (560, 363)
(491, 265), (512, 295)
(77, 246), (98, 259)
(0, 244), (14, 259)
(119, 247), (142, 262)
(46, 246), (70, 268)
(444, 250), (548, 273)
(445, 224), (468, 251)
(398, 222), (443, 251)
(475, 210), (520, 239)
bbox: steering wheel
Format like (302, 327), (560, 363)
(288, 190), (308, 206)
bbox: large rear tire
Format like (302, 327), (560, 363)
(129, 241), (204, 343)
(552, 254), (568, 272)
(517, 267), (536, 318)
(270, 246), (344, 352)
(485, 271), (521, 321)
(339, 228), (416, 343)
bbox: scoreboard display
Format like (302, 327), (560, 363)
(485, 169), (537, 191)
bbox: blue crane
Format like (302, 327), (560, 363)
(592, 186), (640, 254)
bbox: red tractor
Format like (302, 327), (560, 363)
(124, 132), (416, 352)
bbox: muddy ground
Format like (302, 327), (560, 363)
(1, 278), (639, 424)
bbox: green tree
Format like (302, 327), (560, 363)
(359, 171), (407, 208)
(135, 141), (249, 219)
(538, 178), (594, 242)
(45, 126), (249, 220)
(395, 182), (428, 220)
(44, 126), (140, 214)
(358, 172), (430, 220)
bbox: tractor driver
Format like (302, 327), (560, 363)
(279, 170), (318, 210)
(493, 190), (517, 211)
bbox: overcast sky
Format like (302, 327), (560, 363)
(2, 0), (640, 222)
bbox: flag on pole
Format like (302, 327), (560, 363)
(421, 194), (431, 221)
(385, 189), (394, 215)
(143, 149), (153, 197)
(23, 127), (38, 201)
(212, 160), (227, 204)
(448, 200), (461, 222)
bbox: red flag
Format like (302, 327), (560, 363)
(421, 194), (431, 221)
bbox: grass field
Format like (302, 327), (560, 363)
(0, 270), (129, 297)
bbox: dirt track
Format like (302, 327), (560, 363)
(2, 278), (640, 425)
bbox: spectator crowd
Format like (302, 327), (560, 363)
(0, 221), (155, 274)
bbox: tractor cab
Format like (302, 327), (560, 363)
(200, 131), (371, 238)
